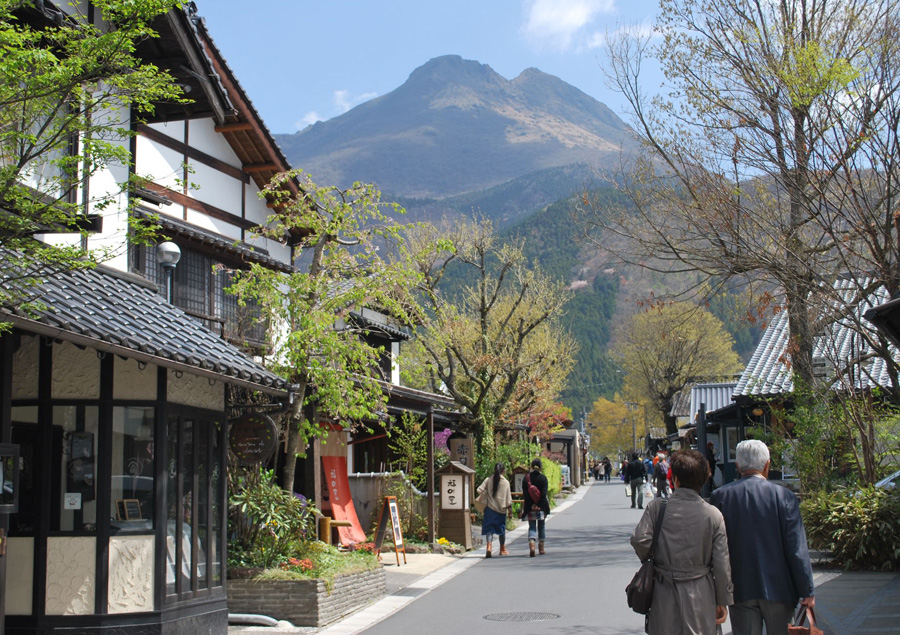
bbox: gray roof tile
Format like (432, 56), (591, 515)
(2, 260), (291, 395)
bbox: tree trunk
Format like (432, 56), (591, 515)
(281, 380), (309, 494)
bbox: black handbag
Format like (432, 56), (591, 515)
(626, 501), (667, 615)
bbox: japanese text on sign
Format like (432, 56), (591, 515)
(441, 474), (463, 509)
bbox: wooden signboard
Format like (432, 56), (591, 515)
(373, 496), (406, 566)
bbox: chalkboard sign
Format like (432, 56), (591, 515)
(116, 498), (142, 521)
(228, 414), (277, 466)
(373, 496), (406, 566)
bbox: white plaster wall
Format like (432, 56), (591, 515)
(147, 120), (185, 143)
(188, 118), (238, 162)
(6, 537), (34, 615)
(45, 537), (95, 615)
(168, 372), (224, 410)
(244, 181), (273, 227)
(84, 100), (134, 274)
(52, 341), (100, 399)
(113, 357), (158, 400)
(188, 159), (245, 214)
(135, 134), (186, 192)
(12, 333), (39, 399)
(108, 536), (155, 613)
(391, 342), (400, 385)
(246, 234), (291, 265)
(185, 208), (242, 241)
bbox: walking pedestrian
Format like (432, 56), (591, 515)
(604, 457), (612, 482)
(520, 458), (550, 557)
(624, 451), (647, 508)
(630, 449), (733, 635)
(710, 440), (815, 635)
(654, 453), (670, 498)
(477, 462), (513, 557)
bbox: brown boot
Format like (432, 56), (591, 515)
(539, 541), (545, 555)
(529, 540), (536, 557)
(499, 546), (509, 556)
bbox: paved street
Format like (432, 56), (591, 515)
(350, 480), (658, 635)
(233, 479), (900, 635)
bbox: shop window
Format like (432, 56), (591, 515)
(111, 407), (155, 532)
(10, 407), (38, 535)
(57, 406), (99, 532)
(166, 413), (221, 599)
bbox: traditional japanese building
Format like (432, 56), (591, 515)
(1, 3), (302, 633)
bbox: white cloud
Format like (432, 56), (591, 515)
(334, 89), (378, 114)
(583, 21), (656, 51)
(522, 0), (616, 51)
(296, 111), (321, 130)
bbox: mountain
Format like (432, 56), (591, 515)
(274, 55), (636, 201)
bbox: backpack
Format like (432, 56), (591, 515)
(654, 461), (668, 479)
(524, 474), (541, 505)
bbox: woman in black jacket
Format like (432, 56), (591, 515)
(520, 458), (551, 557)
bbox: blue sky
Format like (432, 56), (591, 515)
(199, 0), (659, 134)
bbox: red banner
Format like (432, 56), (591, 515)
(321, 456), (367, 545)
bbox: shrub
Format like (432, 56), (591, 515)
(542, 458), (562, 498)
(228, 467), (318, 569)
(801, 487), (900, 570)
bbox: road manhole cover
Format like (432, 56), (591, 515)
(484, 612), (560, 622)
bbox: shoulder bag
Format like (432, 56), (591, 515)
(625, 500), (667, 615)
(474, 480), (488, 513)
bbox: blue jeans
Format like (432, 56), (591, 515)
(527, 512), (545, 541)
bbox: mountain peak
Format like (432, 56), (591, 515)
(274, 56), (634, 198)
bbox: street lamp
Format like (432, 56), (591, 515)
(156, 241), (181, 304)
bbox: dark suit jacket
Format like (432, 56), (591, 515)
(710, 475), (814, 606)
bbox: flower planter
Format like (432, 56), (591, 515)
(227, 566), (386, 627)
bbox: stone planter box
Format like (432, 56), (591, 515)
(227, 567), (386, 627)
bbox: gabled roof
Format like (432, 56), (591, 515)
(1, 259), (292, 395)
(735, 279), (895, 398)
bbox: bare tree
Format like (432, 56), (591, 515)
(585, 0), (900, 389)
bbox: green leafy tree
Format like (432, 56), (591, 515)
(615, 303), (742, 434)
(229, 171), (425, 493)
(0, 0), (188, 325)
(403, 216), (576, 458)
(587, 395), (643, 458)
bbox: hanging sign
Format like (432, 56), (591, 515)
(228, 414), (277, 466)
(373, 496), (407, 566)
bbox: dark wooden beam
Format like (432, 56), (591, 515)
(215, 122), (253, 133)
(242, 163), (278, 173)
(137, 124), (249, 184)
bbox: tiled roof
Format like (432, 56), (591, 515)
(735, 280), (894, 398)
(690, 383), (738, 423)
(2, 260), (292, 395)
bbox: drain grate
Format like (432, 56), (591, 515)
(390, 587), (427, 598)
(483, 612), (560, 622)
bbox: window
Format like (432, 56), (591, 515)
(110, 407), (155, 532)
(133, 244), (266, 351)
(166, 413), (222, 599)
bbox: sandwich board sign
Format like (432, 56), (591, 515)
(373, 495), (406, 566)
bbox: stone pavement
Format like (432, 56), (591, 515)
(229, 482), (900, 634)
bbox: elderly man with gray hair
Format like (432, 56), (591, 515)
(710, 440), (815, 635)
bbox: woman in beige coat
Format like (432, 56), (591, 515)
(630, 450), (733, 635)
(477, 463), (512, 557)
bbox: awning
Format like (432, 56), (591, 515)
(1, 261), (293, 396)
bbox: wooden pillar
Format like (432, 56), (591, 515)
(426, 406), (435, 545)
